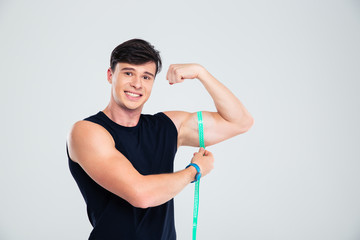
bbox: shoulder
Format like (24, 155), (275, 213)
(69, 120), (111, 139)
(67, 120), (114, 162)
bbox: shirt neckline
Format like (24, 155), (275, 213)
(99, 111), (142, 130)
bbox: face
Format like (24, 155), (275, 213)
(107, 62), (156, 112)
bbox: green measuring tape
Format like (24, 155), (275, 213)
(192, 111), (205, 240)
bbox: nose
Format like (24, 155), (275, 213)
(130, 76), (142, 89)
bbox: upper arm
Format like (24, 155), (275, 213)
(67, 120), (145, 207)
(164, 111), (252, 147)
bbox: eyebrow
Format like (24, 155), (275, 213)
(120, 67), (155, 78)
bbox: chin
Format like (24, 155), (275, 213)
(125, 99), (148, 110)
(124, 103), (144, 111)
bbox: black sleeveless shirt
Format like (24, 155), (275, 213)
(67, 111), (178, 239)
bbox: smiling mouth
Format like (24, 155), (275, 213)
(125, 91), (142, 97)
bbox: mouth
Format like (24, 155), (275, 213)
(125, 91), (142, 98)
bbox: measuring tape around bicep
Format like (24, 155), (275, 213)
(192, 111), (205, 240)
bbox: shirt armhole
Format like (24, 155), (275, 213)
(157, 112), (179, 137)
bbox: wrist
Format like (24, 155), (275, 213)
(185, 166), (197, 183)
(186, 163), (201, 183)
(197, 65), (211, 82)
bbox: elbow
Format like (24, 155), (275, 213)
(131, 198), (150, 209)
(236, 116), (254, 134)
(127, 187), (152, 209)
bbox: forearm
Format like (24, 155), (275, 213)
(198, 68), (253, 127)
(134, 167), (196, 208)
(130, 148), (212, 208)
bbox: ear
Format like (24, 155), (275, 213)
(107, 68), (113, 84)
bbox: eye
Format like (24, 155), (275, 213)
(124, 72), (133, 76)
(143, 75), (152, 80)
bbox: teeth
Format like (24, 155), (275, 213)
(126, 92), (140, 97)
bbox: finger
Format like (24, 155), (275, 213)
(166, 65), (172, 82)
(168, 71), (174, 84)
(204, 150), (213, 157)
(167, 65), (177, 84)
(198, 147), (205, 153)
(166, 65), (171, 81)
(171, 66), (178, 84)
(168, 71), (175, 84)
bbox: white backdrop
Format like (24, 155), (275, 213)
(1, 0), (359, 239)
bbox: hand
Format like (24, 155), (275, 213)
(190, 148), (214, 178)
(166, 64), (205, 85)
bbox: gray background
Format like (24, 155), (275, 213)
(1, 0), (359, 239)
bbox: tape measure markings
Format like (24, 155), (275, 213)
(192, 111), (205, 240)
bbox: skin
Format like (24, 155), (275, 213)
(67, 61), (254, 208)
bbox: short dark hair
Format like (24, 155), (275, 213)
(110, 39), (162, 75)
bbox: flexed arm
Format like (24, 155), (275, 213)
(164, 64), (254, 147)
(67, 120), (214, 209)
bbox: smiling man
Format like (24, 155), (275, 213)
(66, 39), (253, 239)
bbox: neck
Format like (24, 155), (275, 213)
(102, 99), (142, 127)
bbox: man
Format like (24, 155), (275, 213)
(67, 39), (253, 239)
